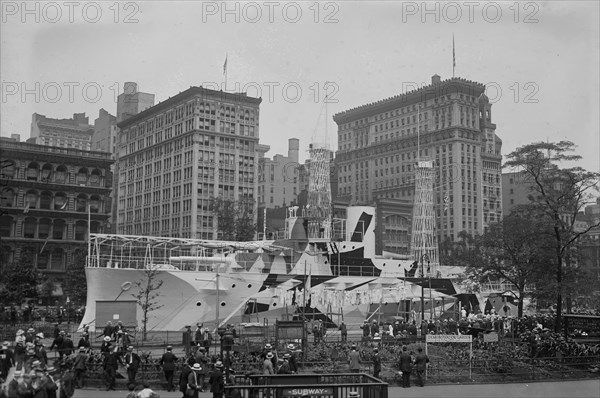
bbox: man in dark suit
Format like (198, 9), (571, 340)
(398, 345), (412, 388)
(372, 348), (381, 379)
(208, 361), (225, 398)
(160, 345), (178, 391)
(122, 345), (141, 386)
(414, 346), (429, 387)
(103, 350), (119, 391)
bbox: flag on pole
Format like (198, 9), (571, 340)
(223, 54), (228, 75)
(39, 237), (49, 255)
(23, 201), (30, 214)
(452, 34), (456, 76)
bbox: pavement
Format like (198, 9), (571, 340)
(69, 379), (600, 398)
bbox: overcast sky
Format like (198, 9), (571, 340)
(1, 1), (599, 172)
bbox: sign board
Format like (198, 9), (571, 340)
(282, 387), (334, 396)
(564, 315), (600, 336)
(96, 300), (136, 328)
(483, 332), (499, 343)
(426, 334), (472, 343)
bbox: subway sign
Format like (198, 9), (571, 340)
(282, 387), (334, 396)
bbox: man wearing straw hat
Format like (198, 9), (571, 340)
(208, 361), (225, 398)
(187, 363), (203, 398)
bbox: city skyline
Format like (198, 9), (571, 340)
(1, 1), (599, 173)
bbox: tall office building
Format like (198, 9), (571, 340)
(257, 138), (300, 208)
(333, 75), (502, 243)
(29, 112), (94, 150)
(115, 86), (261, 239)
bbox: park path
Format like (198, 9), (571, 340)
(69, 379), (600, 398)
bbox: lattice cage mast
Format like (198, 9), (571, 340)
(307, 144), (333, 239)
(410, 160), (440, 276)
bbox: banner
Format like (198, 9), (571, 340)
(426, 334), (472, 343)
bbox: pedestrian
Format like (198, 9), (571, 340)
(263, 353), (274, 375)
(414, 346), (429, 387)
(277, 355), (291, 374)
(339, 322), (348, 342)
(286, 344), (298, 373)
(200, 327), (213, 354)
(208, 361), (225, 398)
(100, 336), (112, 356)
(137, 381), (159, 398)
(103, 350), (119, 391)
(160, 345), (178, 391)
(179, 362), (192, 398)
(398, 345), (412, 388)
(123, 345), (141, 386)
(360, 320), (370, 341)
(372, 348), (381, 379)
(0, 341), (14, 382)
(348, 344), (360, 373)
(72, 347), (88, 389)
(77, 332), (90, 351)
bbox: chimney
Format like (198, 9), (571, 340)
(432, 74), (441, 85)
(288, 138), (299, 163)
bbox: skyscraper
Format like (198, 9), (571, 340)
(333, 75), (502, 243)
(115, 86), (261, 239)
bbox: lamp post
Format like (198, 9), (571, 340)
(420, 253), (430, 323)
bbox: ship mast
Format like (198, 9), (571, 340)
(306, 95), (333, 239)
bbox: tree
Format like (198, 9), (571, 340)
(62, 249), (88, 306)
(0, 247), (43, 305)
(131, 268), (164, 341)
(504, 141), (600, 331)
(465, 208), (552, 318)
(210, 197), (257, 241)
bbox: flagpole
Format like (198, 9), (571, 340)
(224, 53), (228, 91)
(87, 203), (91, 266)
(452, 34), (456, 78)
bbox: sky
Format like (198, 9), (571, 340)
(1, 0), (599, 173)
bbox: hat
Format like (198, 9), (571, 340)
(373, 348), (378, 352)
(118, 330), (124, 334)
(127, 345), (134, 350)
(199, 347), (206, 351)
(192, 363), (202, 371)
(32, 360), (41, 368)
(349, 392), (360, 397)
(36, 333), (44, 339)
(363, 320), (368, 323)
(283, 353), (291, 359)
(28, 328), (35, 333)
(287, 344), (296, 350)
(215, 361), (224, 368)
(47, 366), (58, 374)
(13, 370), (22, 377)
(103, 336), (111, 342)
(79, 347), (86, 352)
(266, 353), (274, 359)
(16, 329), (24, 336)
(373, 320), (377, 323)
(166, 345), (173, 350)
(351, 344), (357, 349)
(265, 343), (272, 349)
(59, 331), (65, 335)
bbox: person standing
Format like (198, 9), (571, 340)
(208, 361), (225, 398)
(179, 362), (192, 398)
(348, 344), (360, 373)
(287, 344), (298, 374)
(263, 353), (274, 375)
(72, 347), (88, 389)
(372, 348), (381, 379)
(200, 327), (213, 354)
(398, 346), (412, 388)
(160, 345), (178, 392)
(0, 341), (14, 383)
(123, 345), (141, 386)
(414, 346), (429, 387)
(360, 320), (370, 341)
(77, 332), (90, 351)
(339, 322), (348, 342)
(103, 350), (119, 391)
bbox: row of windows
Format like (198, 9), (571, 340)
(0, 216), (101, 240)
(1, 189), (105, 212)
